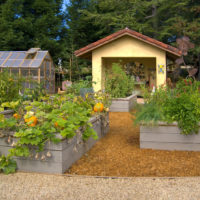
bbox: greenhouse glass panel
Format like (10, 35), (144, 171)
(22, 82), (30, 89)
(26, 48), (40, 54)
(11, 59), (23, 67)
(3, 59), (15, 67)
(45, 81), (50, 91)
(35, 52), (47, 60)
(21, 69), (30, 77)
(9, 52), (19, 59)
(51, 63), (55, 79)
(30, 69), (38, 80)
(30, 59), (42, 67)
(11, 68), (19, 76)
(17, 53), (26, 59)
(40, 63), (45, 78)
(45, 54), (50, 59)
(0, 53), (4, 59)
(46, 61), (50, 77)
(0, 59), (5, 66)
(1, 52), (10, 59)
(21, 59), (32, 67)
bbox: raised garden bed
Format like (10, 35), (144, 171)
(0, 110), (14, 118)
(109, 92), (138, 112)
(140, 122), (200, 151)
(0, 114), (109, 174)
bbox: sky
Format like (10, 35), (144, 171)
(62, 0), (70, 10)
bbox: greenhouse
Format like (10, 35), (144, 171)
(0, 48), (55, 93)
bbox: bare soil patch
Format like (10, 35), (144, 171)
(66, 112), (200, 177)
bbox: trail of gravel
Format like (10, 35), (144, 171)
(1, 173), (200, 200)
(67, 112), (200, 177)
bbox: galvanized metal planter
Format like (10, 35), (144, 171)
(109, 92), (138, 112)
(0, 114), (109, 174)
(140, 122), (200, 151)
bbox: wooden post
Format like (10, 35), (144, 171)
(49, 61), (52, 93)
(44, 61), (46, 82)
(69, 58), (72, 81)
(38, 68), (40, 84)
(19, 68), (21, 77)
(28, 68), (31, 88)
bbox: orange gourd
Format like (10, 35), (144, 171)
(13, 113), (21, 119)
(54, 118), (66, 129)
(54, 122), (59, 128)
(25, 116), (37, 127)
(93, 103), (104, 112)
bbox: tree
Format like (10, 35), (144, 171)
(64, 0), (100, 80)
(0, 0), (66, 64)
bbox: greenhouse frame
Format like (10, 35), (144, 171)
(0, 48), (55, 93)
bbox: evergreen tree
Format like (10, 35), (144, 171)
(0, 0), (66, 64)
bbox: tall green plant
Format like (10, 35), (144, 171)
(0, 70), (23, 104)
(105, 63), (134, 98)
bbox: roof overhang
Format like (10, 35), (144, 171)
(75, 28), (182, 60)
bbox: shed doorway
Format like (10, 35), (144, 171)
(102, 57), (156, 92)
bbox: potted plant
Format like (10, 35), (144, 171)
(105, 63), (137, 112)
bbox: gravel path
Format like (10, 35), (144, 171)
(67, 112), (200, 177)
(1, 173), (200, 200)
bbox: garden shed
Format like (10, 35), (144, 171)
(75, 28), (182, 92)
(0, 48), (55, 93)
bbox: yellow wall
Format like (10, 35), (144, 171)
(92, 35), (166, 91)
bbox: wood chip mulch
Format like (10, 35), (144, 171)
(66, 112), (200, 177)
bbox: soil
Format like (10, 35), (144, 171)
(66, 112), (200, 177)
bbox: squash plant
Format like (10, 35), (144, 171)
(0, 92), (110, 174)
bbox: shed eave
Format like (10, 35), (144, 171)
(74, 29), (182, 58)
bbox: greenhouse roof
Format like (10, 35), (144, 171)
(0, 49), (48, 68)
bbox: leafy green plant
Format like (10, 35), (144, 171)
(66, 76), (94, 96)
(0, 155), (17, 174)
(0, 92), (110, 174)
(162, 79), (200, 134)
(135, 79), (200, 135)
(105, 63), (134, 98)
(0, 70), (23, 104)
(22, 82), (47, 101)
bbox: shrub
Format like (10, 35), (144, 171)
(105, 63), (135, 98)
(162, 79), (200, 134)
